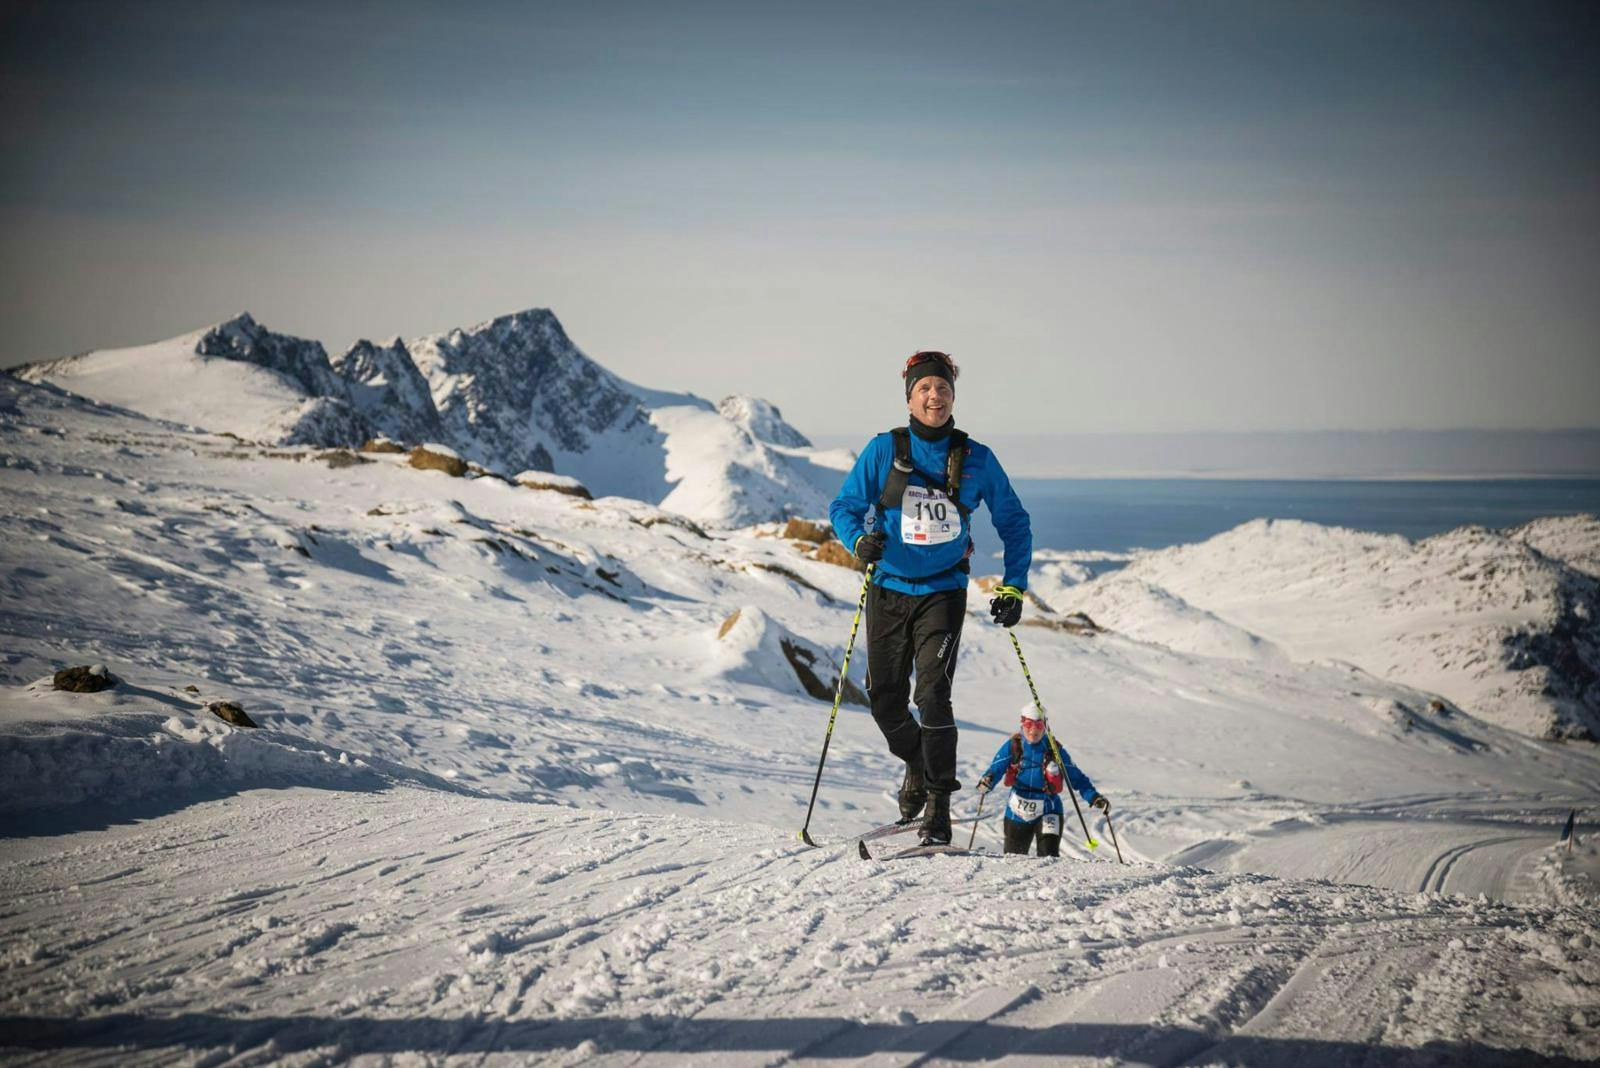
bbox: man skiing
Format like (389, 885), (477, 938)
(976, 705), (1109, 857)
(829, 351), (1033, 846)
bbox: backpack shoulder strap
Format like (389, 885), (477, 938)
(877, 427), (913, 512)
(944, 429), (971, 519)
(1008, 732), (1023, 771)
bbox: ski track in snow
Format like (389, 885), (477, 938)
(3, 375), (1599, 1064)
(4, 788), (1597, 1067)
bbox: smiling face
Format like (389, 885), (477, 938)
(907, 374), (954, 427)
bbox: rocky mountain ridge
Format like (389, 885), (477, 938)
(14, 308), (846, 527)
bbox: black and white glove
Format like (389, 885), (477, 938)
(976, 775), (995, 794)
(989, 584), (1024, 627)
(853, 532), (885, 564)
(1091, 795), (1111, 814)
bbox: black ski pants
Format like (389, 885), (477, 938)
(1004, 818), (1062, 858)
(864, 584), (966, 794)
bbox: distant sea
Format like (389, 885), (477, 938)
(966, 478), (1600, 560)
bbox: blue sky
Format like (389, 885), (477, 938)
(2, 1), (1596, 437)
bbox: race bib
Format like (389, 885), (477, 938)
(1008, 794), (1044, 822)
(900, 485), (962, 546)
(1041, 813), (1063, 837)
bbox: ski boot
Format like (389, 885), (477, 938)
(897, 759), (928, 822)
(919, 790), (952, 846)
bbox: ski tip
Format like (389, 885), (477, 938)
(799, 829), (819, 848)
(857, 840), (872, 861)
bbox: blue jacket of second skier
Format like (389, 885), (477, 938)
(981, 733), (1099, 808)
(829, 428), (1032, 596)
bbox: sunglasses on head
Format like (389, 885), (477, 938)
(903, 351), (958, 379)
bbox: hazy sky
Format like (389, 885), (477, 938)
(3, 1), (1597, 437)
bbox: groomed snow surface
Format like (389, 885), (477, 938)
(3, 374), (1598, 1065)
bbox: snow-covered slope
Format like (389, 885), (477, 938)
(14, 309), (846, 527)
(11, 316), (368, 446)
(6, 785), (1597, 1066)
(1510, 511), (1600, 579)
(1050, 517), (1600, 741)
(3, 374), (1598, 1064)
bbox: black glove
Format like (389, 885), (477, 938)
(854, 532), (885, 564)
(976, 775), (994, 794)
(1091, 795), (1111, 814)
(989, 584), (1023, 627)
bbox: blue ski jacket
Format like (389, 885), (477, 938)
(829, 427), (1032, 596)
(981, 733), (1098, 824)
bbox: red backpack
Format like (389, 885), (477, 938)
(1003, 732), (1063, 794)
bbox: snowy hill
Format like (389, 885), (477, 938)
(14, 308), (846, 527)
(11, 316), (369, 447)
(2, 374), (1598, 1064)
(1045, 517), (1600, 741)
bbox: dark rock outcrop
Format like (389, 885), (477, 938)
(408, 445), (467, 478)
(208, 701), (259, 728)
(53, 665), (117, 693)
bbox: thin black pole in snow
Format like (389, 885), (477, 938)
(1105, 808), (1125, 864)
(1007, 630), (1121, 862)
(798, 563), (874, 847)
(967, 789), (986, 851)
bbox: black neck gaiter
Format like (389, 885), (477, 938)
(909, 415), (954, 441)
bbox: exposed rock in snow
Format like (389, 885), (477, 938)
(408, 444), (467, 477)
(196, 312), (346, 399)
(207, 700), (258, 728)
(360, 436), (407, 454)
(275, 395), (369, 447)
(52, 665), (117, 693)
(514, 470), (592, 498)
(711, 606), (867, 706)
(331, 336), (443, 446)
(407, 308), (653, 488)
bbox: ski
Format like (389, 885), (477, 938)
(858, 816), (923, 842)
(858, 839), (975, 861)
(858, 814), (982, 843)
(797, 815), (980, 851)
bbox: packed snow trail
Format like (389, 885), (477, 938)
(3, 788), (1596, 1066)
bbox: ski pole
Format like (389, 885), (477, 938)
(1104, 809), (1124, 864)
(1007, 630), (1099, 856)
(967, 789), (986, 851)
(798, 563), (874, 847)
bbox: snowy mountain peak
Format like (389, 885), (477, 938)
(14, 305), (849, 528)
(196, 311), (344, 400)
(407, 307), (648, 475)
(717, 395), (812, 449)
(331, 337), (442, 447)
